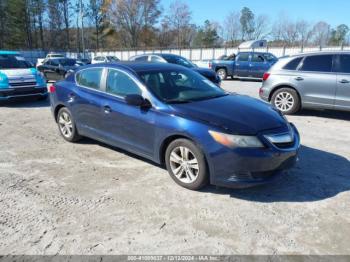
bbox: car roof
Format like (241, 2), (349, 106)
(0, 51), (20, 55)
(288, 51), (350, 58)
(79, 61), (190, 73)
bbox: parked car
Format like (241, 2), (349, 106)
(91, 55), (120, 64)
(129, 53), (221, 85)
(50, 62), (300, 190)
(0, 51), (48, 101)
(36, 53), (65, 68)
(260, 52), (350, 114)
(207, 52), (278, 80)
(37, 58), (81, 81)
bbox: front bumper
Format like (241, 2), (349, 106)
(208, 124), (300, 188)
(0, 86), (48, 101)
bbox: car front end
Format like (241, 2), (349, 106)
(0, 53), (48, 101)
(205, 122), (300, 188)
(0, 68), (48, 101)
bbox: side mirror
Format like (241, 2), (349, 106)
(125, 94), (151, 108)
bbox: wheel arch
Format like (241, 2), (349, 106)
(54, 104), (66, 122)
(269, 84), (302, 105)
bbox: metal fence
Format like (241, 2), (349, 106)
(13, 46), (350, 64)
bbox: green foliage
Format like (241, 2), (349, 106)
(193, 20), (220, 47)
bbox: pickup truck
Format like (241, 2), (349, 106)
(206, 52), (278, 80)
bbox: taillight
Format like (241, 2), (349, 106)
(262, 73), (270, 81)
(49, 85), (56, 93)
(259, 87), (263, 95)
(209, 62), (212, 68)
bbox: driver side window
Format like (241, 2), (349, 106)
(106, 69), (142, 97)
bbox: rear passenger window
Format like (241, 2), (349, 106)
(300, 55), (333, 72)
(336, 55), (350, 73)
(106, 69), (141, 97)
(251, 54), (265, 62)
(237, 53), (249, 62)
(283, 57), (303, 70)
(76, 68), (103, 90)
(134, 56), (148, 62)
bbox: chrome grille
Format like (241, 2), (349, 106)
(9, 75), (37, 88)
(264, 131), (294, 149)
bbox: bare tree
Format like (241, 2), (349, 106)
(296, 20), (313, 46)
(108, 0), (161, 48)
(62, 0), (71, 50)
(252, 14), (270, 40)
(312, 21), (331, 46)
(165, 0), (193, 47)
(223, 11), (241, 44)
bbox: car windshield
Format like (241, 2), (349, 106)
(263, 53), (277, 62)
(107, 56), (119, 62)
(57, 59), (76, 66)
(0, 54), (32, 69)
(162, 55), (196, 68)
(138, 69), (227, 103)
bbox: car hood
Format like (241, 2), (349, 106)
(192, 67), (216, 78)
(170, 94), (286, 135)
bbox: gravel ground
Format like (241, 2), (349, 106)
(0, 80), (349, 255)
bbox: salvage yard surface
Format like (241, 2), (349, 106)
(0, 81), (350, 255)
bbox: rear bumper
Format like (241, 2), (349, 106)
(208, 124), (300, 188)
(0, 86), (48, 101)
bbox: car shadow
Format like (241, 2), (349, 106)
(78, 138), (164, 168)
(0, 98), (50, 108)
(295, 109), (350, 121)
(201, 145), (350, 203)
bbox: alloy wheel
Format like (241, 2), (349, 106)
(274, 92), (295, 112)
(58, 111), (73, 138)
(169, 146), (200, 184)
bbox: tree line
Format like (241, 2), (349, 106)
(0, 0), (349, 52)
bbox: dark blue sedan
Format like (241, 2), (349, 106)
(50, 62), (300, 190)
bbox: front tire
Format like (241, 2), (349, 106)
(271, 88), (300, 115)
(57, 107), (81, 142)
(165, 139), (209, 190)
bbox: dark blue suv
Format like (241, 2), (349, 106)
(50, 62), (300, 190)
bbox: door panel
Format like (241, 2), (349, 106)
(249, 53), (268, 78)
(235, 53), (250, 77)
(292, 72), (337, 107)
(295, 55), (337, 108)
(334, 54), (350, 110)
(335, 74), (350, 109)
(101, 68), (156, 157)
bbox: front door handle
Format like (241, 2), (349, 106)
(339, 79), (350, 84)
(103, 105), (112, 114)
(295, 77), (304, 81)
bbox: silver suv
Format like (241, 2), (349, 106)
(259, 52), (350, 114)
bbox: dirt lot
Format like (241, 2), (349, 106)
(0, 80), (349, 255)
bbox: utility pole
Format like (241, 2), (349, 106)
(79, 0), (85, 58)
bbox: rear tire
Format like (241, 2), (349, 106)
(165, 139), (209, 190)
(271, 88), (300, 115)
(216, 68), (227, 80)
(57, 107), (81, 142)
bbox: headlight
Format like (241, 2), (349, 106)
(209, 130), (264, 148)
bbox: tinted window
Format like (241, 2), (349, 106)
(76, 68), (103, 90)
(150, 56), (163, 62)
(283, 57), (303, 70)
(58, 59), (76, 66)
(162, 55), (195, 68)
(336, 55), (350, 73)
(106, 69), (141, 97)
(0, 54), (32, 69)
(263, 53), (277, 62)
(251, 54), (265, 63)
(300, 55), (333, 72)
(237, 53), (249, 62)
(134, 56), (148, 62)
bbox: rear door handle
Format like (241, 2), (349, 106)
(339, 79), (350, 84)
(103, 105), (111, 114)
(295, 77), (304, 81)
